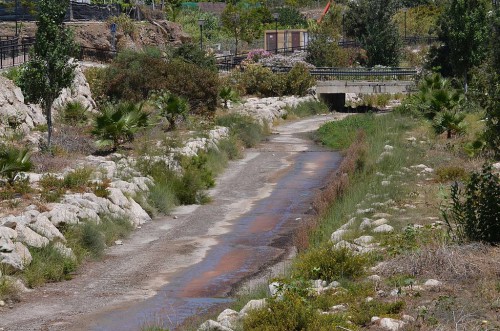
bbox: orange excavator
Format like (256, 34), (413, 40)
(317, 0), (334, 24)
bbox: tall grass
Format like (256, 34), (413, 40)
(23, 244), (77, 288)
(64, 215), (134, 260)
(215, 114), (265, 148)
(284, 100), (329, 119)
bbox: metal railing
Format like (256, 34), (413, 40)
(271, 66), (418, 81)
(338, 36), (439, 48)
(0, 39), (118, 69)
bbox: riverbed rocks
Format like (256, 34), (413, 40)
(234, 95), (316, 125)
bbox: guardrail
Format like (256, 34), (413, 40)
(271, 66), (418, 81)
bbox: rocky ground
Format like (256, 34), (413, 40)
(0, 20), (190, 51)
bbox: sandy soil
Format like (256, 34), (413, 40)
(0, 113), (348, 331)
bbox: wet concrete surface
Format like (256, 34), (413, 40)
(89, 151), (340, 331)
(0, 113), (347, 331)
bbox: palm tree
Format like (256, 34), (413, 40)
(153, 92), (189, 130)
(0, 147), (32, 184)
(219, 86), (239, 109)
(415, 73), (464, 120)
(432, 110), (466, 139)
(92, 102), (149, 151)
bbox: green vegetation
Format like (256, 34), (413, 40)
(443, 164), (500, 244)
(0, 147), (32, 184)
(283, 100), (329, 119)
(59, 101), (89, 126)
(92, 102), (150, 151)
(215, 114), (266, 148)
(23, 244), (77, 288)
(151, 91), (189, 131)
(18, 0), (77, 148)
(345, 0), (401, 66)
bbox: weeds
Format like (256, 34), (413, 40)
(23, 244), (77, 288)
(293, 246), (370, 282)
(283, 100), (329, 119)
(215, 114), (265, 148)
(64, 215), (134, 260)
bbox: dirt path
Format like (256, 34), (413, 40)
(0, 113), (347, 331)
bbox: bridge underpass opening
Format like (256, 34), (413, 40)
(320, 93), (346, 112)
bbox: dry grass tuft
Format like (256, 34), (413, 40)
(293, 130), (367, 252)
(381, 243), (500, 283)
(313, 130), (367, 216)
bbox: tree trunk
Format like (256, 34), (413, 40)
(447, 129), (452, 139)
(464, 72), (468, 93)
(46, 101), (53, 149)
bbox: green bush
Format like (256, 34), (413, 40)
(147, 169), (179, 215)
(59, 101), (89, 125)
(215, 114), (265, 148)
(241, 64), (284, 97)
(243, 292), (319, 331)
(443, 164), (500, 244)
(103, 48), (167, 102)
(63, 167), (93, 191)
(64, 215), (133, 260)
(1, 66), (21, 85)
(23, 244), (77, 288)
(217, 136), (242, 160)
(293, 245), (369, 282)
(350, 300), (405, 326)
(435, 165), (468, 182)
(92, 102), (149, 151)
(163, 59), (220, 114)
(150, 91), (189, 130)
(284, 63), (315, 96)
(171, 43), (217, 71)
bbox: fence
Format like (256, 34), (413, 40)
(0, 39), (118, 70)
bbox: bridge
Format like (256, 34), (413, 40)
(271, 66), (417, 110)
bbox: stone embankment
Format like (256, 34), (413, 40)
(0, 71), (315, 294)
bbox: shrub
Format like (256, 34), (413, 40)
(215, 114), (264, 148)
(217, 136), (242, 160)
(23, 244), (77, 288)
(39, 174), (65, 202)
(306, 34), (349, 67)
(240, 64), (284, 97)
(443, 164), (500, 244)
(1, 66), (21, 84)
(59, 101), (88, 125)
(163, 59), (220, 114)
(63, 167), (93, 191)
(350, 300), (405, 326)
(92, 102), (149, 151)
(83, 66), (107, 105)
(0, 178), (32, 201)
(103, 48), (167, 102)
(107, 13), (136, 37)
(171, 43), (217, 71)
(0, 147), (32, 184)
(293, 245), (369, 282)
(89, 178), (111, 198)
(243, 292), (319, 331)
(0, 276), (19, 301)
(148, 171), (179, 215)
(435, 166), (468, 182)
(284, 63), (315, 96)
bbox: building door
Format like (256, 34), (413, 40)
(291, 32), (300, 50)
(266, 32), (277, 52)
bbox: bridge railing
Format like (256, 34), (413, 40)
(270, 66), (418, 81)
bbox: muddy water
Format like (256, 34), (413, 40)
(89, 150), (341, 331)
